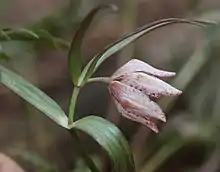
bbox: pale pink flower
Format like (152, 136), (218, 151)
(109, 59), (182, 133)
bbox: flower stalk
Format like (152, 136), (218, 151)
(68, 87), (100, 172)
(87, 77), (110, 84)
(68, 86), (80, 124)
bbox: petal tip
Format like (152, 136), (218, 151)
(174, 89), (182, 96)
(166, 71), (176, 77)
(160, 115), (167, 122)
(156, 71), (176, 78)
(178, 90), (183, 94)
(152, 127), (159, 133)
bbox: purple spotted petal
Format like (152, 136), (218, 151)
(117, 72), (182, 98)
(112, 59), (176, 79)
(109, 81), (166, 122)
(113, 98), (159, 133)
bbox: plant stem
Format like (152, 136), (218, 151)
(68, 87), (100, 172)
(68, 78), (108, 172)
(87, 77), (110, 84)
(68, 77), (109, 124)
(68, 87), (80, 124)
(69, 129), (100, 172)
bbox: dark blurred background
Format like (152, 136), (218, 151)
(1, 0), (220, 172)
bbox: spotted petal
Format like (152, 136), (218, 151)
(109, 81), (166, 122)
(112, 59), (176, 79)
(117, 72), (182, 98)
(113, 98), (159, 133)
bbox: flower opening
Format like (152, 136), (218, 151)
(109, 59), (182, 133)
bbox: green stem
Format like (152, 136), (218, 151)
(69, 129), (100, 172)
(68, 77), (109, 124)
(68, 86), (80, 124)
(87, 77), (110, 84)
(68, 87), (100, 172)
(67, 77), (110, 172)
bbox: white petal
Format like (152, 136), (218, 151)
(109, 81), (166, 122)
(113, 98), (159, 133)
(112, 59), (176, 79)
(117, 72), (182, 98)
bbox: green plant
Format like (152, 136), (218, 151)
(0, 4), (215, 172)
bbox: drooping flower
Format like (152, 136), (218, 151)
(109, 59), (182, 133)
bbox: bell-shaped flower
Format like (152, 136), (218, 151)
(109, 59), (182, 133)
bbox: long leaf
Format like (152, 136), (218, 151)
(0, 28), (40, 40)
(0, 66), (68, 128)
(70, 116), (135, 172)
(77, 18), (214, 86)
(34, 29), (58, 48)
(0, 28), (69, 48)
(68, 4), (117, 85)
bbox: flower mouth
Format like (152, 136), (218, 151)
(112, 95), (160, 133)
(109, 59), (182, 133)
(109, 81), (166, 120)
(111, 89), (166, 123)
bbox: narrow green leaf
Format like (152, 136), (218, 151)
(68, 5), (117, 85)
(0, 28), (69, 48)
(0, 66), (68, 128)
(4, 28), (40, 40)
(78, 18), (214, 85)
(34, 29), (58, 48)
(71, 116), (135, 172)
(34, 30), (69, 49)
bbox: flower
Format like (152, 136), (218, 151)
(109, 59), (182, 133)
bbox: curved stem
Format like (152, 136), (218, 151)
(68, 87), (100, 172)
(68, 86), (80, 124)
(68, 77), (109, 124)
(87, 77), (110, 84)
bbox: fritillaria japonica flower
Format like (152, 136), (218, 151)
(109, 59), (182, 133)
